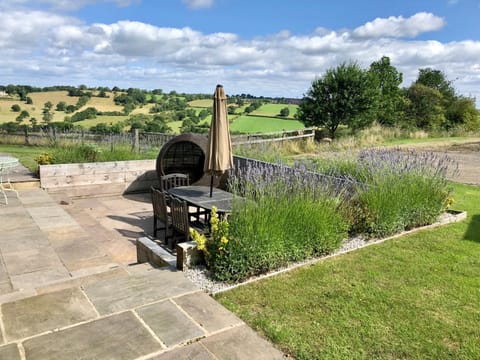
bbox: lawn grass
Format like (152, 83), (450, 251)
(216, 182), (480, 359)
(382, 136), (480, 147)
(230, 115), (304, 133)
(0, 144), (49, 172)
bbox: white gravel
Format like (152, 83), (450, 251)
(185, 235), (369, 295)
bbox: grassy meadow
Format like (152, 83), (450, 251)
(230, 115), (305, 133)
(188, 99), (212, 108)
(250, 103), (298, 118)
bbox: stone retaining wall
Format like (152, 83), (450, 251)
(39, 160), (157, 197)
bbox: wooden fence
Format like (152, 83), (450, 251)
(0, 127), (316, 150)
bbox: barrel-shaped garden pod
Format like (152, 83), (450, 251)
(156, 133), (212, 186)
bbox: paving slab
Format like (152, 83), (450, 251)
(22, 311), (162, 360)
(0, 280), (13, 295)
(0, 343), (21, 360)
(2, 246), (65, 276)
(174, 291), (243, 333)
(150, 342), (215, 360)
(9, 267), (70, 290)
(27, 205), (78, 230)
(136, 300), (205, 347)
(201, 324), (285, 360)
(83, 268), (198, 315)
(36, 266), (128, 295)
(19, 189), (56, 207)
(53, 239), (111, 272)
(42, 225), (90, 246)
(0, 228), (51, 253)
(0, 211), (35, 232)
(2, 287), (97, 341)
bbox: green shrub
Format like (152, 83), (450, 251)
(306, 148), (456, 238)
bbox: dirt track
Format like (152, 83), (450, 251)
(419, 141), (480, 186)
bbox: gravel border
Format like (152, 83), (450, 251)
(184, 210), (466, 295)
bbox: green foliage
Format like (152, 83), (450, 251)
(71, 107), (98, 122)
(11, 104), (21, 112)
(56, 101), (67, 111)
(89, 122), (122, 134)
(34, 152), (55, 165)
(279, 107), (290, 117)
(47, 143), (142, 163)
(16, 110), (29, 123)
(42, 101), (54, 124)
(76, 95), (90, 109)
(415, 67), (456, 102)
(368, 56), (404, 126)
(405, 84), (446, 130)
(298, 62), (376, 138)
(446, 96), (480, 131)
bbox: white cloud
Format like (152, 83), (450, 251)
(353, 12), (445, 38)
(0, 8), (479, 105)
(182, 0), (214, 9)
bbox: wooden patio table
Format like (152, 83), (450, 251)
(167, 185), (238, 218)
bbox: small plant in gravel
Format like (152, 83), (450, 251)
(190, 206), (231, 269)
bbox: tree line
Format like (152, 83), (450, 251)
(297, 56), (479, 138)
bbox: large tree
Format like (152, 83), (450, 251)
(368, 56), (404, 126)
(405, 83), (446, 130)
(415, 68), (456, 103)
(297, 62), (376, 139)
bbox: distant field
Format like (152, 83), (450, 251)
(130, 104), (155, 115)
(82, 94), (123, 112)
(230, 115), (304, 133)
(250, 103), (298, 118)
(75, 115), (128, 128)
(29, 91), (77, 107)
(0, 97), (66, 124)
(188, 99), (212, 108)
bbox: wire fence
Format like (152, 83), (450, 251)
(0, 128), (316, 151)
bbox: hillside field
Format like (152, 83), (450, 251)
(1, 91), (305, 134)
(230, 115), (304, 133)
(250, 103), (298, 118)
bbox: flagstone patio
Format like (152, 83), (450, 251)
(0, 183), (285, 359)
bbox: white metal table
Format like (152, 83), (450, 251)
(0, 156), (20, 204)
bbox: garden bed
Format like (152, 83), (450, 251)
(185, 209), (466, 294)
(188, 148), (460, 284)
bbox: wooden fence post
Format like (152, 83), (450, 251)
(24, 126), (30, 145)
(133, 129), (140, 153)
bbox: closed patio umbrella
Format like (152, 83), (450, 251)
(205, 84), (234, 197)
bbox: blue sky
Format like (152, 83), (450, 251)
(1, 0), (479, 103)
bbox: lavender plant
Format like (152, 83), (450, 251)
(213, 161), (349, 282)
(303, 147), (457, 237)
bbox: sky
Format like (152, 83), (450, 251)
(1, 0), (479, 104)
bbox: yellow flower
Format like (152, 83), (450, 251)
(190, 228), (207, 251)
(220, 236), (228, 245)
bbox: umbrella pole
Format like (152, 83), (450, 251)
(210, 175), (214, 197)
